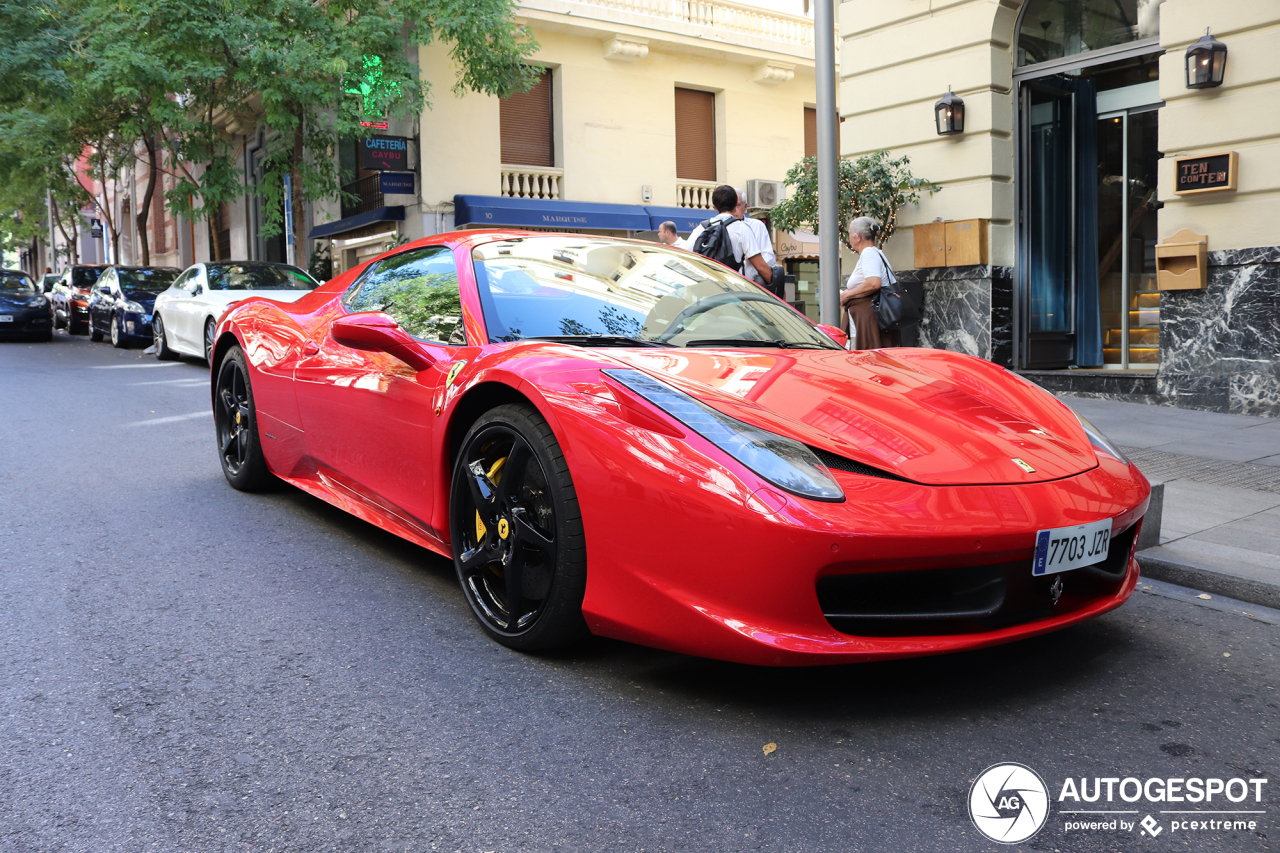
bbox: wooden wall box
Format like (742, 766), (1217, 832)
(913, 222), (945, 268)
(945, 219), (988, 266)
(912, 219), (987, 267)
(1155, 229), (1208, 290)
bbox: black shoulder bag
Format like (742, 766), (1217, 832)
(869, 249), (920, 331)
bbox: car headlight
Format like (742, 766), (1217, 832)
(603, 368), (845, 502)
(125, 300), (146, 313)
(25, 297), (47, 308)
(1070, 408), (1130, 466)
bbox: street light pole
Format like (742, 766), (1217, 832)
(813, 0), (841, 327)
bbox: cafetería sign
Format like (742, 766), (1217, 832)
(1174, 151), (1238, 195)
(360, 135), (410, 172)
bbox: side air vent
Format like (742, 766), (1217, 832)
(806, 446), (917, 483)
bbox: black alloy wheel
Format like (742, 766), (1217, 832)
(213, 345), (271, 491)
(88, 313), (103, 342)
(153, 315), (176, 360)
(110, 313), (125, 348)
(203, 319), (216, 364)
(450, 404), (588, 651)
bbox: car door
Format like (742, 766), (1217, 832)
(293, 245), (467, 540)
(88, 269), (115, 334)
(171, 267), (206, 353)
(157, 269), (195, 351)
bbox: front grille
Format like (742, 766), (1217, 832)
(806, 446), (915, 483)
(818, 523), (1136, 636)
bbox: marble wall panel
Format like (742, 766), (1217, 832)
(897, 265), (1002, 360)
(1158, 253), (1280, 416)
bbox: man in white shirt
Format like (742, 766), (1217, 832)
(656, 221), (689, 250)
(686, 185), (774, 290)
(736, 190), (781, 296)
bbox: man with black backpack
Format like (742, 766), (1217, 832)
(686, 185), (775, 293)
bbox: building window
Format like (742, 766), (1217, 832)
(804, 107), (817, 159)
(675, 88), (715, 181)
(500, 68), (554, 167)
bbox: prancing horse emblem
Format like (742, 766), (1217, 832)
(1049, 576), (1064, 605)
(1011, 457), (1036, 473)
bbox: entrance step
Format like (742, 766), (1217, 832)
(1129, 308), (1161, 325)
(1132, 292), (1161, 308)
(1105, 328), (1159, 346)
(1103, 346), (1160, 363)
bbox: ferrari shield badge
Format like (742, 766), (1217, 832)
(1011, 457), (1036, 473)
(446, 360), (467, 386)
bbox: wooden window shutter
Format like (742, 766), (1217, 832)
(675, 88), (715, 181)
(500, 68), (554, 167)
(804, 107), (817, 159)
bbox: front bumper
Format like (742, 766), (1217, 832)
(555, 394), (1150, 666)
(0, 308), (52, 336)
(122, 313), (154, 339)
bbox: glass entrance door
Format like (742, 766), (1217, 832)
(1097, 107), (1161, 368)
(1022, 82), (1076, 368)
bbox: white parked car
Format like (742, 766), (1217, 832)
(152, 262), (320, 362)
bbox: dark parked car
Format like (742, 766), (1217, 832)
(86, 266), (181, 347)
(51, 265), (106, 334)
(0, 269), (53, 341)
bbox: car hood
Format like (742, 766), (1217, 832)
(603, 347), (1097, 486)
(0, 293), (41, 308)
(123, 289), (160, 304)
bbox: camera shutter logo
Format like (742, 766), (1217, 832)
(968, 763), (1050, 843)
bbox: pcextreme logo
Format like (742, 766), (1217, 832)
(968, 763), (1270, 843)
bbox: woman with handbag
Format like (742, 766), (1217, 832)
(839, 216), (901, 349)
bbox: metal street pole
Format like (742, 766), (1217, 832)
(814, 0), (841, 326)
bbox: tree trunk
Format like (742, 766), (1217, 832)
(135, 135), (158, 266)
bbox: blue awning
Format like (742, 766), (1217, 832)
(308, 205), (405, 239)
(644, 205), (716, 233)
(455, 195), (654, 231)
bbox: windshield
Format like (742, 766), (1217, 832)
(72, 267), (103, 289)
(207, 264), (317, 291)
(0, 271), (35, 291)
(470, 237), (839, 349)
(117, 268), (179, 291)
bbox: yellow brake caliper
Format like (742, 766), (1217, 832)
(474, 456), (508, 543)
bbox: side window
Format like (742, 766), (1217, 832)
(98, 270), (116, 292)
(343, 247), (465, 345)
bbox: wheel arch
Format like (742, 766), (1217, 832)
(209, 329), (242, 405)
(434, 379), (562, 542)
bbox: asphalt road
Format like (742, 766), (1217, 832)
(2, 332), (1276, 853)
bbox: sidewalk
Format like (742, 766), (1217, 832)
(1059, 395), (1280, 608)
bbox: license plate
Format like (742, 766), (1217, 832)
(0, 315), (12, 322)
(1033, 518), (1112, 576)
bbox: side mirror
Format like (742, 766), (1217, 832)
(817, 323), (848, 348)
(330, 312), (435, 372)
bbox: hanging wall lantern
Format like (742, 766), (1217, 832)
(1185, 28), (1227, 89)
(935, 88), (965, 135)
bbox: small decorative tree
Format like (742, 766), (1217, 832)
(769, 151), (940, 250)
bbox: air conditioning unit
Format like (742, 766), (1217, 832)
(746, 179), (785, 208)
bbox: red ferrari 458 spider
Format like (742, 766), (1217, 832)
(211, 230), (1149, 665)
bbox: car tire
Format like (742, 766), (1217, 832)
(449, 403), (588, 652)
(153, 315), (177, 360)
(110, 314), (126, 348)
(213, 345), (272, 492)
(203, 319), (216, 364)
(88, 316), (103, 342)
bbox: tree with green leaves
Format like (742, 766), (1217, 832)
(2, 0), (538, 264)
(769, 151), (941, 250)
